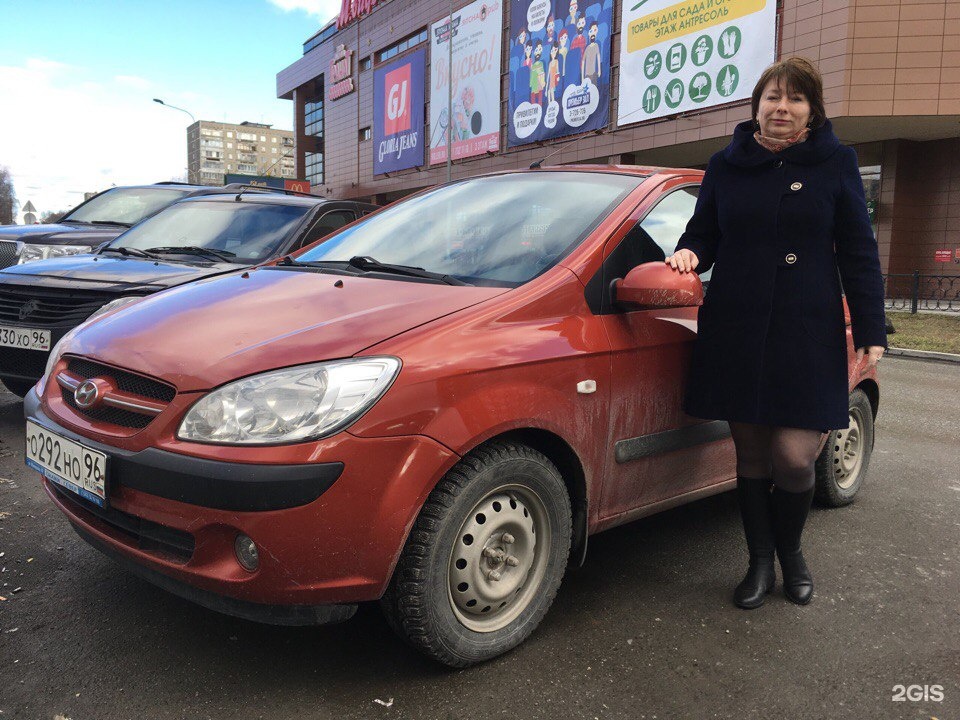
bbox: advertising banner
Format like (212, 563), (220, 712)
(617, 0), (776, 125)
(507, 0), (612, 148)
(374, 48), (426, 174)
(429, 0), (503, 165)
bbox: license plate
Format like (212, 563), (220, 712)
(0, 324), (51, 351)
(25, 420), (108, 507)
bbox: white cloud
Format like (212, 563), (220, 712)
(268, 0), (340, 22)
(0, 58), (196, 216)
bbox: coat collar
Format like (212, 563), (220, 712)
(723, 118), (841, 167)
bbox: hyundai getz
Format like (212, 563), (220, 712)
(25, 168), (880, 666)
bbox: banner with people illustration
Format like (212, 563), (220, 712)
(429, 0), (503, 164)
(617, 0), (775, 125)
(507, 0), (612, 148)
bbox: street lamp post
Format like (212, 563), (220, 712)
(153, 98), (198, 183)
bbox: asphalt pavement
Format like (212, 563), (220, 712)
(1, 355), (957, 720)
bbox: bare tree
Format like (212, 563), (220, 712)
(40, 210), (69, 224)
(0, 166), (17, 225)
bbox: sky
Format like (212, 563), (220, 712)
(0, 0), (341, 219)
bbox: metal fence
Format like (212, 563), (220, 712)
(882, 272), (960, 313)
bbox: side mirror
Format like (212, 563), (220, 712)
(613, 261), (704, 309)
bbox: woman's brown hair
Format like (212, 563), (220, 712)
(750, 57), (826, 129)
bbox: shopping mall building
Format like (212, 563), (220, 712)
(277, 0), (959, 276)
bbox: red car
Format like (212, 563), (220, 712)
(24, 167), (880, 666)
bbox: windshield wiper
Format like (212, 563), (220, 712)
(146, 246), (237, 262)
(87, 220), (133, 227)
(99, 246), (157, 258)
(345, 256), (470, 285)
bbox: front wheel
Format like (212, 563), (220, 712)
(815, 388), (875, 507)
(381, 441), (572, 667)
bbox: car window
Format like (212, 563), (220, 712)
(624, 186), (711, 282)
(62, 188), (192, 225)
(296, 210), (356, 251)
(296, 173), (642, 287)
(111, 201), (311, 263)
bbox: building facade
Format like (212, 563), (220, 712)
(187, 120), (296, 186)
(277, 0), (960, 276)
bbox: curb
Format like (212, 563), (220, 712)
(885, 346), (960, 364)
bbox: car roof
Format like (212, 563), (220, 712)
(463, 164), (704, 183)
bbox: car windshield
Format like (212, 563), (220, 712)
(295, 172), (642, 286)
(62, 187), (192, 225)
(110, 200), (311, 263)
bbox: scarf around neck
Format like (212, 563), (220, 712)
(753, 126), (811, 153)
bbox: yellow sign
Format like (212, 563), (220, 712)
(626, 0), (766, 53)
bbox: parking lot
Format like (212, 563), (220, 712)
(1, 354), (957, 720)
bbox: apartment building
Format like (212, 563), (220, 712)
(187, 120), (296, 186)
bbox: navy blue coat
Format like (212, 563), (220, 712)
(674, 119), (887, 432)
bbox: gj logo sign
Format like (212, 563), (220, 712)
(384, 65), (411, 135)
(373, 48), (425, 175)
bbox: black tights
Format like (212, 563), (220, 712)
(728, 421), (829, 493)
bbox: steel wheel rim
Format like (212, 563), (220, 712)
(447, 483), (551, 633)
(833, 406), (864, 490)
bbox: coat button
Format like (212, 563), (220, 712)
(776, 160), (783, 168)
(785, 253), (797, 264)
(790, 182), (802, 191)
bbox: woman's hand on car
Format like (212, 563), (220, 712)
(665, 249), (699, 273)
(856, 345), (884, 369)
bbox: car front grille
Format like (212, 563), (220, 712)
(59, 356), (176, 430)
(0, 241), (19, 270)
(0, 286), (115, 327)
(0, 346), (48, 380)
(51, 483), (195, 563)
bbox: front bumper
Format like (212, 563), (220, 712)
(27, 389), (458, 617)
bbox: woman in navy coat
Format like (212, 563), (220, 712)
(664, 57), (887, 609)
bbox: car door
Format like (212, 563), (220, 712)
(597, 177), (733, 523)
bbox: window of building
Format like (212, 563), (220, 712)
(359, 126), (372, 141)
(271, 137), (277, 143)
(359, 56), (372, 71)
(376, 28), (428, 64)
(227, 132), (233, 138)
(202, 160), (222, 169)
(306, 151), (323, 187)
(272, 147), (278, 154)
(238, 132), (257, 141)
(303, 23), (337, 55)
(282, 137), (294, 147)
(260, 135), (266, 142)
(238, 163), (258, 173)
(204, 150), (222, 160)
(227, 143), (233, 149)
(200, 129), (223, 138)
(305, 92), (324, 139)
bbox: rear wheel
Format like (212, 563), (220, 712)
(815, 388), (874, 507)
(381, 441), (572, 667)
(1, 378), (36, 399)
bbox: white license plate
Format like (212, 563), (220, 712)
(25, 420), (108, 507)
(0, 324), (51, 351)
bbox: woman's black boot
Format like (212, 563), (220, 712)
(771, 485), (815, 605)
(733, 476), (776, 609)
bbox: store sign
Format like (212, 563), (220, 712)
(507, 0), (612, 148)
(329, 45), (355, 101)
(934, 249), (951, 262)
(374, 49), (425, 174)
(224, 174), (311, 193)
(429, 0), (503, 164)
(338, 0), (381, 28)
(617, 0), (775, 126)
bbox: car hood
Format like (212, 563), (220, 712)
(0, 223), (123, 245)
(0, 253), (235, 292)
(68, 266), (508, 391)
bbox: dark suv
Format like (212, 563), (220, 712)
(0, 190), (377, 396)
(0, 183), (232, 269)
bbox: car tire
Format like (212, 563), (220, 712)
(1, 379), (35, 399)
(381, 441), (572, 667)
(814, 388), (874, 507)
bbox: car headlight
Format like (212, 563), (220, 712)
(38, 325), (82, 395)
(178, 357), (401, 445)
(18, 244), (93, 264)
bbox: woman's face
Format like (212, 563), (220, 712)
(757, 79), (812, 139)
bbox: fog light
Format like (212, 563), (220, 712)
(235, 534), (259, 572)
